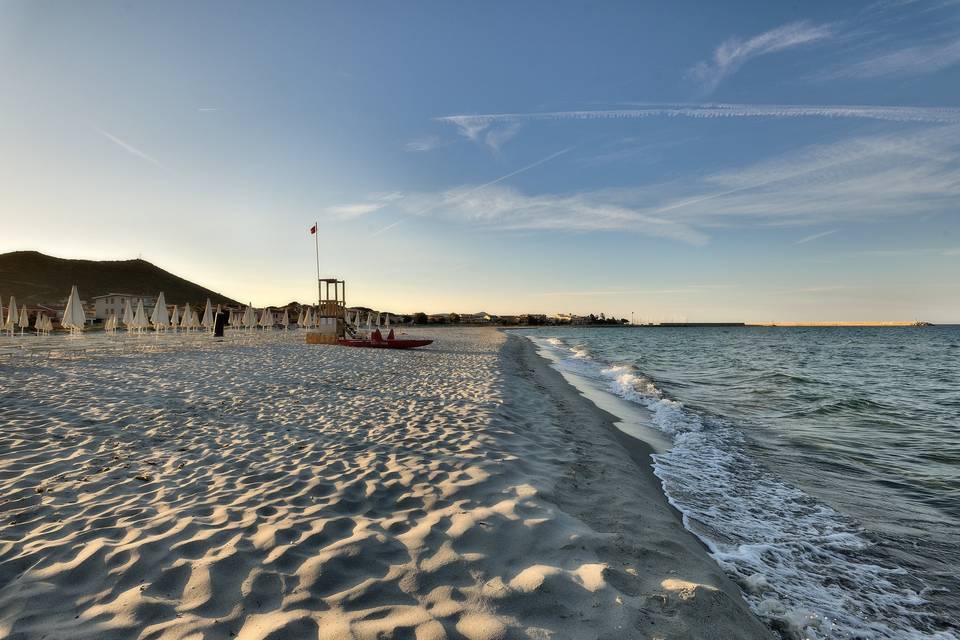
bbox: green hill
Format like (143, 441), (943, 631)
(0, 251), (240, 306)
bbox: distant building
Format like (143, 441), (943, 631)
(92, 294), (155, 320)
(462, 312), (494, 324)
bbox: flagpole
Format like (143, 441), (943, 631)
(314, 220), (321, 306)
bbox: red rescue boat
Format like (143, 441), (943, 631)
(336, 337), (433, 349)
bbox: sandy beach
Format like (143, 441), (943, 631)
(0, 327), (768, 639)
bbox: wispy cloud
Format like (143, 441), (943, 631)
(398, 125), (960, 242)
(795, 229), (840, 244)
(326, 203), (387, 218)
(437, 103), (960, 142)
(327, 192), (405, 219)
(197, 107), (221, 112)
(372, 147), (575, 236)
(397, 183), (707, 245)
(822, 37), (960, 79)
(688, 21), (834, 93)
(405, 135), (446, 152)
(93, 126), (167, 170)
(858, 247), (960, 257)
(483, 121), (522, 153)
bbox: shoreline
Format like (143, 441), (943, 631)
(502, 332), (771, 638)
(0, 327), (771, 639)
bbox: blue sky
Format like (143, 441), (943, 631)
(1, 0), (959, 321)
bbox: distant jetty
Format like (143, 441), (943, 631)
(745, 321), (932, 327)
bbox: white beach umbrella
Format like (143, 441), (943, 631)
(241, 304), (254, 329)
(18, 306), (29, 335)
(180, 304), (193, 330)
(296, 308), (304, 327)
(63, 286), (87, 334)
(259, 307), (273, 329)
(122, 299), (134, 330)
(133, 299), (148, 333)
(280, 308), (289, 329)
(384, 313), (390, 329)
(5, 296), (18, 334)
(170, 305), (180, 330)
(43, 314), (52, 334)
(33, 312), (43, 335)
(0, 297), (4, 333)
(201, 299), (213, 331)
(17, 306), (30, 335)
(366, 312), (372, 331)
(150, 292), (170, 331)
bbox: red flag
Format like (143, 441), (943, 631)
(309, 224), (317, 235)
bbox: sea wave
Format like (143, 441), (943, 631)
(529, 334), (956, 640)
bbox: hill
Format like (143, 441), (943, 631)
(0, 251), (240, 306)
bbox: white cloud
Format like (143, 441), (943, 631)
(396, 125), (960, 243)
(405, 135), (445, 152)
(437, 103), (960, 142)
(688, 21), (834, 92)
(795, 229), (840, 244)
(327, 193), (405, 219)
(651, 126), (960, 226)
(823, 37), (960, 78)
(325, 202), (386, 218)
(397, 185), (708, 245)
(483, 122), (522, 152)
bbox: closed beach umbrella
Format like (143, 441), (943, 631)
(0, 297), (4, 333)
(280, 308), (289, 329)
(242, 304), (256, 329)
(201, 299), (213, 331)
(297, 308), (304, 327)
(122, 299), (134, 330)
(150, 292), (170, 331)
(170, 305), (180, 330)
(18, 306), (29, 335)
(259, 307), (273, 328)
(5, 296), (18, 335)
(181, 304), (193, 330)
(133, 299), (148, 333)
(33, 312), (43, 335)
(63, 286), (87, 334)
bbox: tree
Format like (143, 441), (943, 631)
(413, 312), (428, 324)
(449, 313), (461, 324)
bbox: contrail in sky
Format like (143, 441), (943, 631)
(371, 147), (573, 236)
(93, 126), (167, 170)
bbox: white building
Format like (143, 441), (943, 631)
(92, 294), (156, 321)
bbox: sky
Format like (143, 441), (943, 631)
(1, 0), (959, 321)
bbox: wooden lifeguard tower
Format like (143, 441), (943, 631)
(305, 277), (347, 344)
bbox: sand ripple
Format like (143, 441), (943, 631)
(0, 329), (633, 639)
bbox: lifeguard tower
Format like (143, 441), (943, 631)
(306, 277), (347, 344)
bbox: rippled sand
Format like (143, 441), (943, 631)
(0, 328), (766, 639)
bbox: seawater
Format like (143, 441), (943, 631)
(525, 326), (959, 640)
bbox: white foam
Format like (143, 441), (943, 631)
(527, 334), (956, 640)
